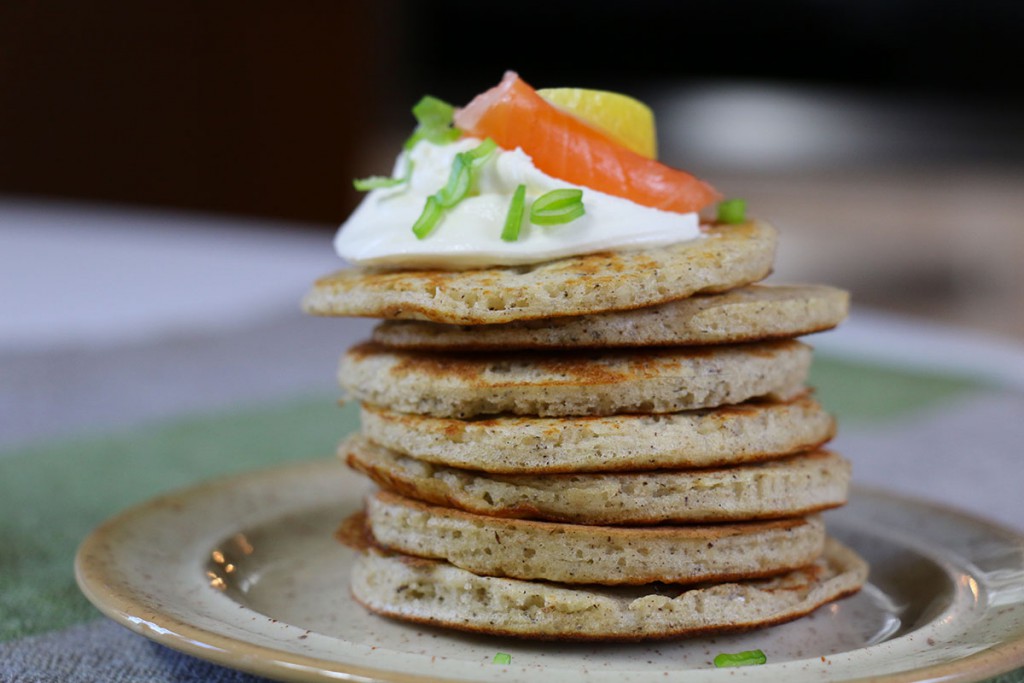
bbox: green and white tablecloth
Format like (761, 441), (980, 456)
(3, 354), (1023, 682)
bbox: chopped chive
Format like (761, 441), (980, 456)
(463, 138), (498, 168)
(352, 176), (405, 191)
(436, 154), (472, 208)
(403, 129), (425, 152)
(353, 160), (415, 193)
(412, 195), (443, 239)
(501, 184), (527, 242)
(530, 188), (585, 226)
(713, 649), (767, 668)
(412, 96), (455, 129)
(415, 139), (501, 238)
(405, 95), (462, 150)
(423, 127), (462, 147)
(532, 188), (584, 213)
(437, 140), (499, 208)
(492, 652), (512, 665)
(717, 198), (747, 224)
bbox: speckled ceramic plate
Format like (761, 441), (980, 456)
(76, 458), (1024, 683)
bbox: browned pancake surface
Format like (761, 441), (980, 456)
(303, 221), (776, 324)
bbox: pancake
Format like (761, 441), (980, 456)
(345, 528), (867, 641)
(345, 441), (849, 524)
(364, 491), (825, 585)
(303, 221), (776, 324)
(340, 340), (811, 418)
(371, 284), (849, 350)
(355, 395), (834, 473)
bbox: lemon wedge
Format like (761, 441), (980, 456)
(538, 88), (657, 159)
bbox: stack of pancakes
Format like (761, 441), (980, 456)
(304, 220), (868, 640)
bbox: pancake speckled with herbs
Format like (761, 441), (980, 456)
(303, 221), (776, 325)
(344, 440), (850, 524)
(340, 509), (867, 641)
(363, 490), (826, 585)
(352, 395), (835, 473)
(371, 284), (848, 350)
(339, 339), (812, 419)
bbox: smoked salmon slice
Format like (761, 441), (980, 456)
(454, 72), (720, 214)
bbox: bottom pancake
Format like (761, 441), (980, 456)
(348, 537), (867, 641)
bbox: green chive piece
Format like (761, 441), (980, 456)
(436, 154), (472, 208)
(530, 188), (585, 226)
(492, 652), (512, 665)
(403, 129), (424, 151)
(412, 195), (443, 239)
(717, 198), (747, 224)
(463, 138), (498, 168)
(412, 96), (455, 129)
(713, 649), (767, 668)
(405, 96), (461, 150)
(436, 140), (499, 208)
(352, 176), (405, 191)
(414, 127), (460, 147)
(354, 159), (415, 193)
(417, 139), (500, 236)
(501, 184), (527, 242)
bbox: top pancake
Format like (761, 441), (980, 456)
(302, 221), (776, 324)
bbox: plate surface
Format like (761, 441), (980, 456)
(76, 459), (1024, 683)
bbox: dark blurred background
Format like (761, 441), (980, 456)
(2, 0), (1022, 336)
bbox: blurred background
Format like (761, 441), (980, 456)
(2, 0), (1023, 445)
(2, 0), (1022, 337)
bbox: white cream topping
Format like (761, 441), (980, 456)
(334, 139), (702, 269)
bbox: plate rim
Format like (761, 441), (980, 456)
(75, 458), (1024, 683)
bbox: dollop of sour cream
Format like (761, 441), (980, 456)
(334, 139), (702, 269)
